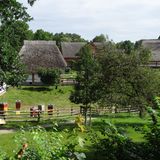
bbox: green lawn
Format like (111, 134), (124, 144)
(0, 112), (152, 157)
(0, 86), (154, 158)
(91, 112), (152, 142)
(0, 133), (17, 157)
(0, 86), (78, 110)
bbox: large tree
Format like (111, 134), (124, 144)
(0, 0), (32, 86)
(71, 41), (160, 119)
(70, 44), (101, 124)
(0, 0), (32, 24)
(98, 44), (160, 117)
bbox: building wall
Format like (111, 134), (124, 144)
(25, 74), (41, 85)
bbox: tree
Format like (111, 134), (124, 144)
(27, 0), (36, 6)
(98, 44), (160, 117)
(33, 29), (54, 40)
(0, 0), (32, 86)
(0, 42), (27, 86)
(0, 0), (32, 24)
(54, 32), (87, 49)
(38, 68), (61, 88)
(0, 21), (33, 51)
(70, 44), (101, 125)
(92, 34), (108, 42)
(116, 40), (135, 54)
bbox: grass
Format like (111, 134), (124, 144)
(91, 112), (153, 142)
(0, 133), (17, 156)
(0, 112), (153, 157)
(0, 86), (154, 157)
(0, 86), (78, 110)
(61, 72), (77, 79)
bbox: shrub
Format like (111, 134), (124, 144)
(13, 126), (86, 160)
(38, 68), (61, 86)
(89, 121), (147, 160)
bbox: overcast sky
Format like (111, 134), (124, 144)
(18, 0), (160, 42)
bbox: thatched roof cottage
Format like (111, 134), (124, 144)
(19, 40), (67, 84)
(61, 42), (87, 66)
(141, 39), (160, 68)
(61, 42), (107, 66)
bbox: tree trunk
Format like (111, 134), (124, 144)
(139, 107), (145, 118)
(89, 107), (92, 126)
(84, 107), (88, 125)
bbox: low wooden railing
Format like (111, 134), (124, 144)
(0, 106), (139, 123)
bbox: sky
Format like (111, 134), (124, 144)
(18, 0), (160, 42)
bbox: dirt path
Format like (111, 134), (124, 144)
(0, 129), (15, 134)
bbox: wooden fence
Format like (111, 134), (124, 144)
(0, 107), (80, 123)
(0, 106), (139, 123)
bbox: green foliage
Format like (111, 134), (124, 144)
(54, 32), (87, 49)
(38, 68), (61, 86)
(12, 126), (86, 160)
(98, 43), (159, 116)
(54, 32), (86, 43)
(116, 40), (135, 54)
(33, 29), (54, 40)
(0, 0), (31, 86)
(92, 34), (108, 42)
(0, 21), (33, 51)
(70, 44), (101, 106)
(0, 147), (7, 160)
(0, 0), (32, 24)
(89, 121), (145, 160)
(0, 37), (27, 86)
(28, 0), (36, 6)
(145, 125), (160, 157)
(70, 44), (102, 125)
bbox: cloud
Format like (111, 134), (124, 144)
(18, 0), (160, 42)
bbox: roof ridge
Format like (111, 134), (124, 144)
(24, 40), (56, 45)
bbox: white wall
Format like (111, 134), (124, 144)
(26, 74), (41, 83)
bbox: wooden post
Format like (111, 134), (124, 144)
(57, 109), (59, 117)
(89, 107), (92, 126)
(71, 107), (73, 116)
(37, 110), (40, 122)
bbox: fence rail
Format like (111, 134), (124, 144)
(0, 106), (139, 123)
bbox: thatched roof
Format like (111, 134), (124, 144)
(61, 42), (87, 58)
(19, 40), (67, 73)
(61, 42), (107, 58)
(141, 39), (160, 61)
(91, 42), (108, 56)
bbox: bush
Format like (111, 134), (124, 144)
(38, 68), (61, 86)
(89, 121), (147, 160)
(13, 126), (86, 160)
(145, 125), (160, 160)
(0, 124), (86, 160)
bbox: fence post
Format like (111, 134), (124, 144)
(57, 109), (59, 117)
(89, 107), (92, 126)
(71, 107), (73, 116)
(37, 111), (40, 122)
